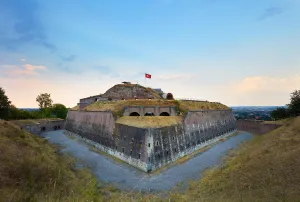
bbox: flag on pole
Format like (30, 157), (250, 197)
(145, 73), (151, 79)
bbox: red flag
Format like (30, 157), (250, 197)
(145, 73), (151, 79)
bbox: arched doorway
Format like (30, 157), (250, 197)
(145, 112), (155, 116)
(129, 112), (140, 116)
(160, 112), (170, 116)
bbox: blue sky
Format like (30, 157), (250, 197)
(0, 0), (300, 107)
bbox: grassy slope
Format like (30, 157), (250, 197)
(0, 120), (102, 201)
(103, 84), (162, 99)
(83, 99), (229, 113)
(170, 116), (300, 202)
(116, 116), (183, 128)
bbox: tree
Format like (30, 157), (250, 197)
(271, 107), (288, 120)
(36, 93), (53, 109)
(0, 87), (11, 120)
(287, 90), (300, 116)
(52, 103), (68, 119)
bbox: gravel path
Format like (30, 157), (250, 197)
(41, 130), (252, 191)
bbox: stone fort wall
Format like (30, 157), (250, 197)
(15, 120), (65, 135)
(65, 109), (237, 172)
(236, 120), (281, 135)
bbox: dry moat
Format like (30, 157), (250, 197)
(41, 129), (253, 191)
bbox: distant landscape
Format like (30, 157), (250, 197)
(231, 106), (286, 121)
(19, 106), (285, 121)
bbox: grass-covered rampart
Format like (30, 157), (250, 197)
(1, 116), (300, 201)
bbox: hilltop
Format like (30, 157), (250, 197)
(102, 83), (162, 99)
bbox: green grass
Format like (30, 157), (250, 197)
(0, 120), (103, 201)
(169, 116), (300, 202)
(70, 105), (80, 111)
(116, 116), (183, 128)
(84, 99), (229, 116)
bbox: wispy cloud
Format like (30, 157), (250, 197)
(60, 54), (77, 62)
(21, 58), (26, 62)
(5, 64), (47, 76)
(235, 76), (300, 93)
(257, 6), (283, 21)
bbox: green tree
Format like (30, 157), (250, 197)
(271, 107), (288, 120)
(52, 103), (68, 119)
(0, 87), (11, 120)
(36, 93), (53, 109)
(287, 90), (300, 116)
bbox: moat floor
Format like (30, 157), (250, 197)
(41, 130), (252, 191)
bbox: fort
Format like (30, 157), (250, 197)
(11, 118), (65, 135)
(64, 82), (237, 172)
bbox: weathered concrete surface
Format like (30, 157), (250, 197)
(236, 120), (281, 134)
(41, 130), (253, 191)
(65, 110), (116, 148)
(123, 106), (177, 116)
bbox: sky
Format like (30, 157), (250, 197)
(0, 0), (300, 108)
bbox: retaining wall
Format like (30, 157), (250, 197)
(236, 120), (281, 134)
(16, 120), (65, 135)
(65, 111), (116, 148)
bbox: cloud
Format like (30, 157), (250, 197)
(21, 58), (26, 62)
(5, 64), (47, 76)
(0, 0), (56, 52)
(257, 6), (283, 21)
(60, 54), (77, 62)
(234, 76), (300, 93)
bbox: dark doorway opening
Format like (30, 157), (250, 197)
(160, 112), (170, 116)
(129, 112), (140, 116)
(145, 112), (155, 116)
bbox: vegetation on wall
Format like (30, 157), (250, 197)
(116, 116), (183, 128)
(82, 99), (229, 117)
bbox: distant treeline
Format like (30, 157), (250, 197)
(271, 90), (300, 120)
(6, 106), (68, 120)
(0, 87), (68, 120)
